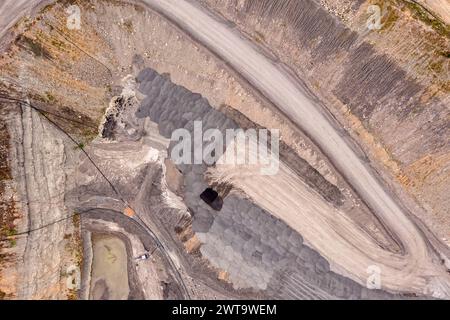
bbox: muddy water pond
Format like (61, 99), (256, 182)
(90, 234), (130, 300)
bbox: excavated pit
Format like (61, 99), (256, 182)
(0, 0), (448, 300)
(99, 66), (395, 299)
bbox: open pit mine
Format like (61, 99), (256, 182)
(0, 0), (449, 300)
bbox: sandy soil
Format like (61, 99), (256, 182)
(0, 0), (448, 299)
(416, 0), (450, 24)
(140, 0), (450, 297)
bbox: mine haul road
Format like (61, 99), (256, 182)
(1, 0), (449, 297)
(142, 0), (450, 297)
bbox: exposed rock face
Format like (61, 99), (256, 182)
(0, 0), (447, 299)
(199, 0), (450, 246)
(129, 67), (395, 299)
(0, 103), (81, 299)
(0, 106), (19, 299)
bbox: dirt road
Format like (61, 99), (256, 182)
(1, 0), (449, 297)
(0, 1), (42, 40)
(140, 0), (450, 296)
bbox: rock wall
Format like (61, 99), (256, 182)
(1, 0), (446, 298)
(198, 0), (450, 244)
(129, 67), (396, 299)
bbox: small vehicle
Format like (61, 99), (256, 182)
(135, 252), (150, 260)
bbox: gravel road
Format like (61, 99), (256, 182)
(139, 0), (450, 296)
(1, 0), (449, 297)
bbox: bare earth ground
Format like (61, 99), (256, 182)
(0, 0), (449, 299)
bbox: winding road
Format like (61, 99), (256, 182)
(140, 0), (450, 296)
(1, 0), (449, 297)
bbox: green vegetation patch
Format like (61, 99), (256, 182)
(253, 31), (265, 43)
(45, 91), (56, 103)
(0, 122), (19, 252)
(16, 36), (52, 59)
(0, 226), (17, 248)
(381, 5), (399, 30)
(428, 60), (444, 74)
(122, 20), (134, 33)
(402, 1), (450, 38)
(439, 51), (450, 58)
